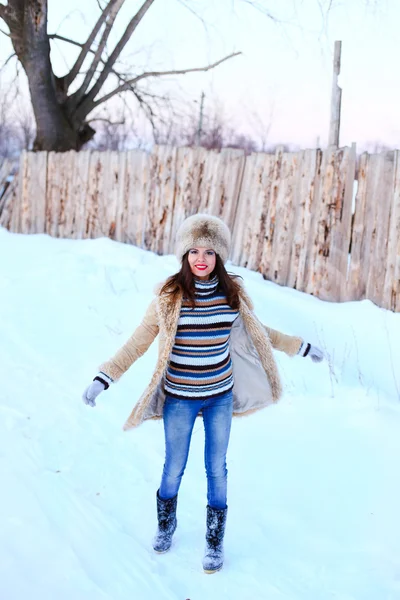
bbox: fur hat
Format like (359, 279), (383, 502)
(175, 214), (231, 264)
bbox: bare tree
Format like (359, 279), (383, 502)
(87, 108), (132, 151)
(0, 70), (36, 157)
(153, 97), (259, 154)
(0, 86), (21, 157)
(15, 102), (35, 150)
(0, 0), (240, 152)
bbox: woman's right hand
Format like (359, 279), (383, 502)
(82, 380), (106, 407)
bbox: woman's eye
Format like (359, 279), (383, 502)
(190, 249), (197, 254)
(206, 251), (215, 256)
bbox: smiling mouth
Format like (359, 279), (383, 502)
(195, 265), (208, 270)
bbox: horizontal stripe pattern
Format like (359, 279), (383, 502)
(164, 275), (239, 400)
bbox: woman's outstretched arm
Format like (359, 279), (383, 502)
(263, 324), (323, 362)
(263, 324), (303, 356)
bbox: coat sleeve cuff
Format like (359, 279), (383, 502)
(297, 341), (311, 357)
(94, 371), (114, 390)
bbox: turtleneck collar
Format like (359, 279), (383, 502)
(194, 274), (219, 296)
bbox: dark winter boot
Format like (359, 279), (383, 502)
(202, 505), (227, 574)
(152, 490), (178, 553)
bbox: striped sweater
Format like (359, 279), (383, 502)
(164, 275), (239, 400)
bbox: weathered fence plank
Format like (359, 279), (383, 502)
(170, 146), (207, 248)
(16, 151), (47, 235)
(348, 153), (368, 300)
(287, 149), (320, 291)
(383, 151), (400, 311)
(348, 152), (395, 307)
(69, 150), (90, 239)
(144, 145), (177, 255)
(366, 152), (395, 307)
(231, 151), (275, 270)
(305, 145), (356, 301)
(336, 143), (357, 301)
(359, 154), (382, 305)
(261, 150), (297, 286)
(85, 152), (108, 239)
(115, 150), (149, 246)
(46, 151), (75, 237)
(89, 151), (120, 239)
(198, 148), (245, 229)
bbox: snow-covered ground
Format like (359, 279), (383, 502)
(1, 227), (399, 600)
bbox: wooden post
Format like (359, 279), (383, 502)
(328, 41), (342, 148)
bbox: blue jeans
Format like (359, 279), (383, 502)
(159, 390), (233, 509)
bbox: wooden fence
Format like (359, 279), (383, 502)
(1, 146), (399, 311)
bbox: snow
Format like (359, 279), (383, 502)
(1, 226), (399, 600)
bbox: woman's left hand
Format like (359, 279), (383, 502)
(307, 345), (324, 363)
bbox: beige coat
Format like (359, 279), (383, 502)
(100, 282), (303, 430)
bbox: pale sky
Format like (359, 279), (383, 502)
(0, 0), (399, 149)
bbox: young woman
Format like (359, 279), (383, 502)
(82, 214), (323, 574)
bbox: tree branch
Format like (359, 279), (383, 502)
(175, 0), (209, 33)
(64, 0), (126, 89)
(72, 0), (125, 103)
(134, 88), (157, 134)
(87, 116), (125, 125)
(238, 0), (278, 20)
(49, 33), (124, 84)
(91, 51), (241, 109)
(82, 0), (156, 109)
(0, 51), (16, 71)
(49, 33), (83, 47)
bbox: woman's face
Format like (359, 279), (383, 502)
(187, 247), (216, 280)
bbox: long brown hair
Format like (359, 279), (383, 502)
(160, 252), (242, 309)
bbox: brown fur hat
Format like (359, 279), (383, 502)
(175, 213), (231, 264)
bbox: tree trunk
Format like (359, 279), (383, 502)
(4, 0), (94, 151)
(25, 58), (79, 151)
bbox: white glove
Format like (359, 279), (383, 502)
(299, 342), (324, 363)
(308, 345), (324, 363)
(82, 380), (106, 407)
